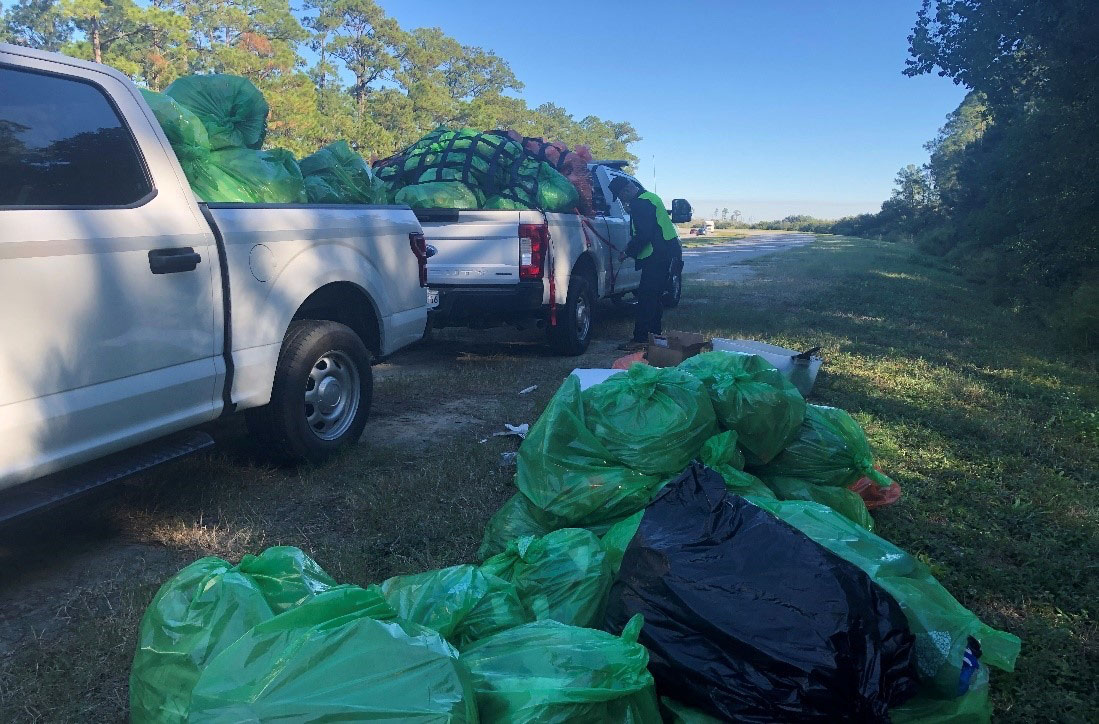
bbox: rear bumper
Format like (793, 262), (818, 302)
(430, 281), (545, 327)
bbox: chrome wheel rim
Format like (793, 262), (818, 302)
(575, 294), (591, 341)
(303, 350), (360, 441)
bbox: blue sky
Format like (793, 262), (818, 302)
(380, 0), (967, 221)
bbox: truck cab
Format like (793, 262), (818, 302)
(0, 43), (429, 519)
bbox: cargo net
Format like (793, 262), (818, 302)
(510, 133), (595, 215)
(375, 128), (520, 194)
(374, 126), (586, 213)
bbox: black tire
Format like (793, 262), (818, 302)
(547, 274), (595, 356)
(663, 262), (683, 308)
(246, 320), (373, 464)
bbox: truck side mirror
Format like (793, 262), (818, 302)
(671, 198), (693, 223)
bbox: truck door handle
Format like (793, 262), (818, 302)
(149, 247), (201, 274)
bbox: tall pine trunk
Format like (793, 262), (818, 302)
(92, 19), (102, 63)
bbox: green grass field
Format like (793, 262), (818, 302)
(0, 235), (1094, 721)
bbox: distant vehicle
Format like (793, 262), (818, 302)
(419, 162), (692, 354)
(0, 44), (430, 520)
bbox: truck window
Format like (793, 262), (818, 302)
(590, 169), (610, 214)
(0, 66), (152, 207)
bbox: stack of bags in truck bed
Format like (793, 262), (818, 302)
(146, 73), (600, 213)
(143, 74), (386, 205)
(129, 351), (1020, 722)
(374, 126), (595, 213)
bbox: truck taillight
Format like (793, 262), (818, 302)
(409, 231), (428, 287)
(518, 223), (549, 279)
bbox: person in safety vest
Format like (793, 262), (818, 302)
(608, 176), (678, 350)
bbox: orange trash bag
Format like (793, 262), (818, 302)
(849, 467), (902, 510)
(612, 351), (648, 370)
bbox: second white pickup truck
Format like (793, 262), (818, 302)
(0, 44), (429, 519)
(421, 162), (692, 354)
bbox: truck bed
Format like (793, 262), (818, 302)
(204, 202), (428, 407)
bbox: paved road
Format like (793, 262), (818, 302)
(681, 232), (815, 281)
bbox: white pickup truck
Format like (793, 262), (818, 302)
(421, 162), (693, 354)
(0, 44), (429, 520)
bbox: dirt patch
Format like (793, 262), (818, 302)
(367, 397), (489, 452)
(0, 536), (183, 657)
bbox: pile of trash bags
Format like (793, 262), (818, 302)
(131, 352), (1021, 722)
(146, 75), (598, 213)
(374, 126), (592, 213)
(143, 74), (386, 205)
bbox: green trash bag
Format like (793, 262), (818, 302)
(582, 364), (718, 477)
(234, 545), (340, 613)
(600, 511), (644, 577)
(480, 375), (668, 557)
(750, 497), (1020, 699)
(130, 557), (274, 723)
(165, 74), (268, 150)
(479, 491), (564, 559)
(751, 404), (892, 489)
(749, 403), (892, 526)
(699, 431), (775, 499)
(764, 474), (875, 529)
(380, 564), (529, 648)
(299, 140), (386, 204)
(130, 547), (347, 723)
(661, 697), (725, 724)
(140, 89), (210, 152)
(679, 351), (806, 463)
(484, 195), (532, 210)
(187, 586), (476, 722)
(535, 161), (580, 212)
(892, 667), (991, 723)
(188, 147), (306, 203)
(461, 614), (661, 723)
(140, 89), (214, 190)
(481, 528), (613, 628)
(395, 180), (480, 209)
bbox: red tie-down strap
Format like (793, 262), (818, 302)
(576, 209), (626, 296)
(544, 212), (557, 326)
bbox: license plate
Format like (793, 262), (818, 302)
(426, 289), (440, 309)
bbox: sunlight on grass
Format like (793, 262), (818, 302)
(666, 235), (1098, 722)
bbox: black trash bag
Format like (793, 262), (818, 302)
(603, 464), (919, 723)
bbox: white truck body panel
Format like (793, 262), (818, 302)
(206, 204), (426, 409)
(0, 44), (427, 492)
(423, 210), (524, 287)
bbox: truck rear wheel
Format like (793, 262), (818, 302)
(547, 274), (594, 356)
(246, 320), (373, 463)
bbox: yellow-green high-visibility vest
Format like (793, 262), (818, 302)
(630, 191), (678, 260)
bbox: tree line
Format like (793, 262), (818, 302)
(756, 1), (1098, 346)
(0, 0), (641, 161)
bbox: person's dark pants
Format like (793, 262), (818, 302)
(632, 255), (670, 343)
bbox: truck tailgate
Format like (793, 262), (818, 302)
(418, 210), (523, 286)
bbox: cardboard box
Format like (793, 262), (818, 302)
(645, 330), (710, 367)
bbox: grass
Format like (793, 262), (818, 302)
(1, 235), (1095, 722)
